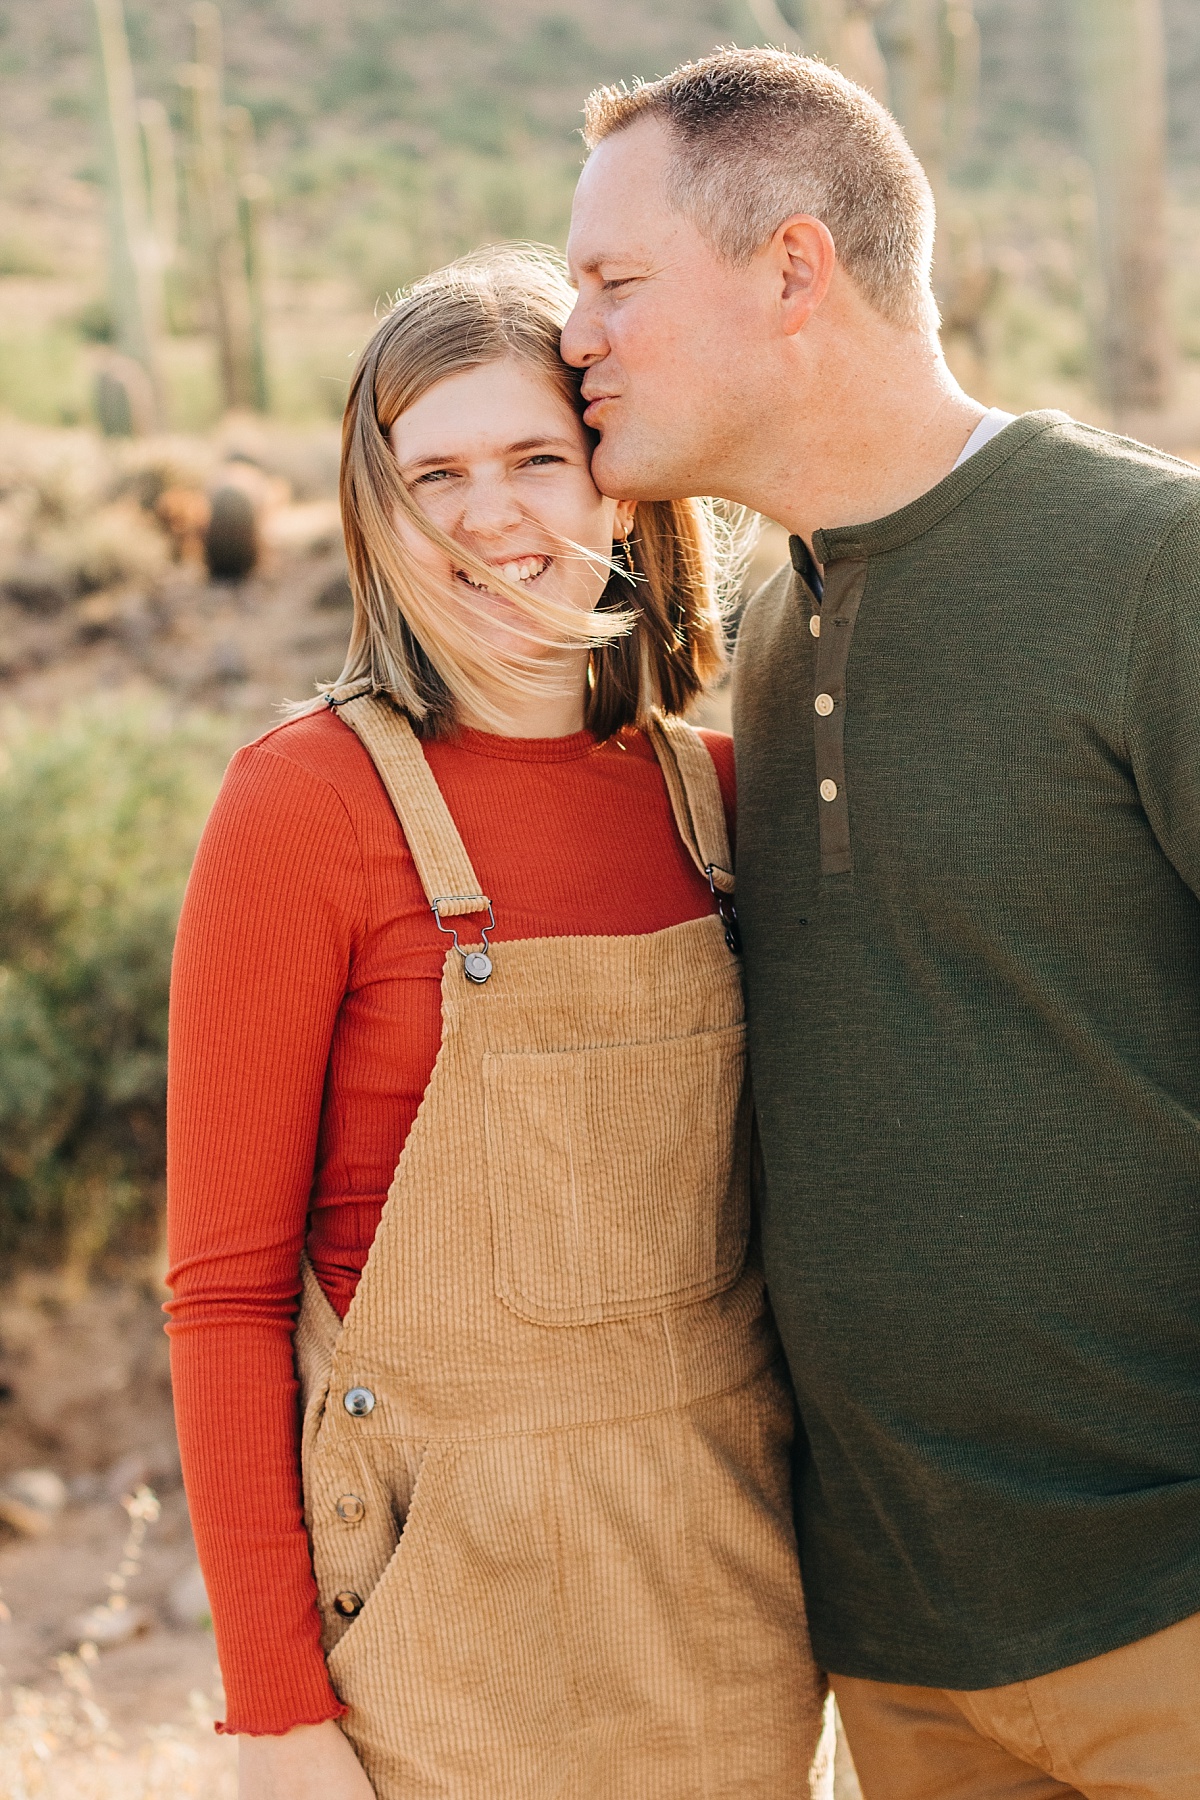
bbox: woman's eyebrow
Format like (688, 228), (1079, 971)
(400, 435), (580, 471)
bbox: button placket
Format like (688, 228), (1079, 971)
(812, 559), (867, 876)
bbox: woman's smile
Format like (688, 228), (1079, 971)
(455, 552), (552, 595)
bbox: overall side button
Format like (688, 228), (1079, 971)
(343, 1387), (375, 1417)
(336, 1494), (366, 1523)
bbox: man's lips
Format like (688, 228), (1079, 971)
(582, 394), (617, 428)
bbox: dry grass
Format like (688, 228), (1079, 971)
(0, 1482), (236, 1799)
(0, 1671), (236, 1800)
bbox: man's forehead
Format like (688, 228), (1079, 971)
(568, 124), (677, 269)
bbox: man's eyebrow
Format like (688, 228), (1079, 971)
(398, 435), (580, 471)
(572, 252), (644, 277)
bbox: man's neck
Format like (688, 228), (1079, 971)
(732, 321), (985, 549)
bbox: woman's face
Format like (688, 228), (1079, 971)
(389, 356), (635, 661)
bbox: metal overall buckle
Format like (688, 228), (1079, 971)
(431, 897), (496, 984)
(705, 865), (741, 955)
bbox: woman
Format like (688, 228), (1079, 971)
(166, 249), (829, 1800)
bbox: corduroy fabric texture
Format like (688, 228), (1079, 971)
(333, 692), (489, 916)
(733, 411), (1200, 1690)
(297, 697), (831, 1798)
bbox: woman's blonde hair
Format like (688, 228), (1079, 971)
(324, 246), (733, 737)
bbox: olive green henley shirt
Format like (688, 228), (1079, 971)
(733, 411), (1200, 1688)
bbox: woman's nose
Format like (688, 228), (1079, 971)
(458, 476), (526, 536)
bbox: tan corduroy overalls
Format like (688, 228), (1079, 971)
(294, 693), (830, 1799)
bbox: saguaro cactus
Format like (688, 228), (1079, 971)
(799, 1), (891, 99)
(1069, 0), (1171, 420)
(179, 3), (269, 412)
(746, 0), (890, 99)
(225, 105), (270, 414)
(138, 98), (179, 272)
(91, 0), (164, 425)
(876, 0), (979, 196)
(871, 0), (982, 323)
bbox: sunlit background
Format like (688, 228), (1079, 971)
(0, 4), (1196, 1793)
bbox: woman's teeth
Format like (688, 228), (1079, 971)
(458, 555), (550, 590)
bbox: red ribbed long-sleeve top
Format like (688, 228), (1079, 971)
(165, 705), (735, 1736)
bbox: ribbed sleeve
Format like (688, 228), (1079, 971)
(167, 743), (365, 1733)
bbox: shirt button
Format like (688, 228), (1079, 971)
(809, 614), (821, 638)
(333, 1590), (364, 1619)
(336, 1494), (366, 1523)
(814, 693), (835, 716)
(820, 779), (838, 802)
(343, 1387), (375, 1417)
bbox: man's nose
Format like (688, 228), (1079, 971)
(560, 294), (603, 370)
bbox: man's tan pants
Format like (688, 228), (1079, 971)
(832, 1610), (1200, 1799)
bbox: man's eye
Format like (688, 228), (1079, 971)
(415, 469), (454, 483)
(525, 454), (564, 467)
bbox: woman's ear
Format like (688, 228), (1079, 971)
(613, 498), (638, 539)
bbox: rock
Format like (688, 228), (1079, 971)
(1, 556), (77, 614)
(70, 1600), (154, 1648)
(0, 1467), (68, 1535)
(167, 1562), (212, 1630)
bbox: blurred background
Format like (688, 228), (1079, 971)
(0, 2), (1197, 1793)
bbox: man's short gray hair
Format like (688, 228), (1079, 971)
(584, 47), (938, 335)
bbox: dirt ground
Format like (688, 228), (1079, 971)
(0, 1280), (236, 1795)
(0, 531), (354, 740)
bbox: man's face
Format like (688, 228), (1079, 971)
(563, 118), (776, 503)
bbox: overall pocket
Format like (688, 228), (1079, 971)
(484, 1023), (749, 1326)
(318, 1437), (429, 1660)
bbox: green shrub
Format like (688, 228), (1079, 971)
(0, 703), (234, 1273)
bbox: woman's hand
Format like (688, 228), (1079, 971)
(238, 1718), (376, 1800)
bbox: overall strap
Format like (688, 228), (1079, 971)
(645, 713), (734, 896)
(330, 691), (489, 918)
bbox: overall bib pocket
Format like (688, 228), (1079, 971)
(483, 1022), (749, 1326)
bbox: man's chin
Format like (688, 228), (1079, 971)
(590, 434), (692, 505)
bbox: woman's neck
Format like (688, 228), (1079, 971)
(456, 653), (590, 740)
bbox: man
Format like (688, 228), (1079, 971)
(562, 46), (1200, 1800)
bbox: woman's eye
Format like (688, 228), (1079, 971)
(415, 469), (455, 484)
(524, 454), (564, 467)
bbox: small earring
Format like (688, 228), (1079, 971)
(614, 534), (636, 579)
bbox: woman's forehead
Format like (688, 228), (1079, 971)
(390, 359), (583, 466)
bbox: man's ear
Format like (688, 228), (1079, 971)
(774, 215), (838, 337)
(613, 498), (638, 538)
